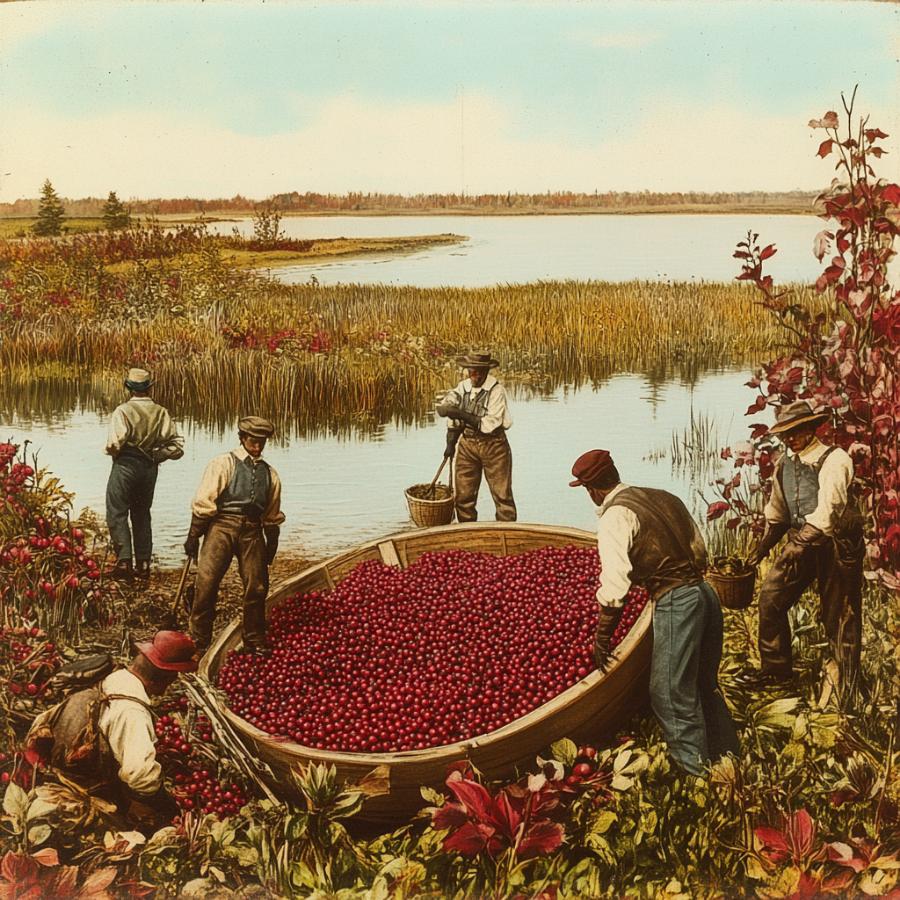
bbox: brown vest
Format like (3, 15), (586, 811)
(605, 486), (704, 600)
(26, 682), (153, 794)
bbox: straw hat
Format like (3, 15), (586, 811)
(456, 351), (500, 369)
(124, 367), (152, 391)
(769, 400), (830, 435)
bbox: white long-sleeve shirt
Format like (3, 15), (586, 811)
(764, 438), (853, 535)
(594, 483), (706, 608)
(190, 446), (285, 525)
(441, 374), (513, 433)
(97, 669), (161, 797)
(105, 397), (184, 461)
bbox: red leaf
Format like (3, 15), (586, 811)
(517, 820), (565, 859)
(706, 501), (730, 521)
(759, 244), (777, 261)
(790, 809), (817, 859)
(882, 183), (900, 207)
(817, 139), (834, 158)
(29, 849), (58, 868)
(865, 127), (888, 141)
(432, 802), (468, 830)
(870, 147), (885, 158)
(443, 821), (492, 857)
(749, 423), (770, 439)
(446, 776), (496, 824)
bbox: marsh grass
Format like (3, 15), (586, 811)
(0, 227), (829, 435)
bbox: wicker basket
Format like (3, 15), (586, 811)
(405, 483), (455, 527)
(707, 568), (756, 610)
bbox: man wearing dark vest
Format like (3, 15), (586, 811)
(184, 416), (284, 655)
(739, 400), (863, 690)
(26, 630), (196, 834)
(436, 351), (517, 522)
(105, 367), (184, 580)
(571, 449), (739, 775)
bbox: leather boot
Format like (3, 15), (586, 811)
(110, 559), (134, 581)
(135, 560), (151, 580)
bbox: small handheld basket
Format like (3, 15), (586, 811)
(707, 567), (756, 610)
(405, 459), (455, 527)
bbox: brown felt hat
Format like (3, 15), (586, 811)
(769, 400), (830, 435)
(238, 416), (275, 438)
(456, 351), (500, 369)
(569, 449), (616, 487)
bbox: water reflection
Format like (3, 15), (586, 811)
(1, 370), (760, 565)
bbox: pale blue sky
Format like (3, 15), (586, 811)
(1, 1), (897, 200)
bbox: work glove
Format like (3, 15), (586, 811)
(263, 525), (280, 566)
(183, 515), (209, 561)
(126, 784), (180, 830)
(793, 522), (828, 548)
(593, 605), (623, 670)
(444, 427), (463, 459)
(750, 523), (789, 565)
(439, 405), (481, 431)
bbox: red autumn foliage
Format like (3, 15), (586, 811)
(711, 90), (900, 588)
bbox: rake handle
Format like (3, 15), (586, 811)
(426, 457), (449, 499)
(170, 556), (193, 621)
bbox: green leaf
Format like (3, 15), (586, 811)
(27, 823), (51, 846)
(755, 696), (801, 729)
(589, 809), (618, 836)
(3, 782), (28, 821)
(420, 786), (444, 805)
(550, 738), (578, 766)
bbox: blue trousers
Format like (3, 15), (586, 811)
(649, 581), (740, 775)
(105, 454), (158, 562)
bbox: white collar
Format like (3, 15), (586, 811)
(788, 437), (828, 465)
(233, 446), (266, 463)
(464, 374), (497, 393)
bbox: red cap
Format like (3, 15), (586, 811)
(135, 630), (198, 672)
(569, 449), (616, 487)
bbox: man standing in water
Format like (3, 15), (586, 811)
(571, 448), (739, 775)
(184, 416), (284, 655)
(739, 400), (863, 690)
(105, 367), (184, 580)
(437, 351), (517, 522)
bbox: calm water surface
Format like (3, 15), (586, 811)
(213, 213), (825, 287)
(4, 371), (763, 565)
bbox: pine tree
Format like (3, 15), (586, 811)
(102, 191), (132, 231)
(32, 179), (66, 236)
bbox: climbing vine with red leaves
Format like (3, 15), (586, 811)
(709, 88), (899, 589)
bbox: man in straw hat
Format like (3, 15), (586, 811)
(26, 630), (197, 833)
(183, 416), (284, 655)
(738, 400), (863, 690)
(105, 367), (184, 580)
(571, 449), (739, 775)
(436, 351), (517, 522)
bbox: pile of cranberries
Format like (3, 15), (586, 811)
(0, 624), (62, 702)
(217, 546), (650, 754)
(155, 705), (247, 818)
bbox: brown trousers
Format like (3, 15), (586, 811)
(454, 434), (517, 522)
(758, 518), (864, 682)
(190, 514), (268, 651)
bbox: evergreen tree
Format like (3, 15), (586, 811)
(102, 191), (132, 231)
(32, 179), (66, 236)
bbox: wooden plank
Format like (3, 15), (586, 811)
(377, 540), (403, 569)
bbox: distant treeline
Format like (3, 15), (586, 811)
(0, 189), (818, 217)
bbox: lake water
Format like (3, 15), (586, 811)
(213, 213), (827, 287)
(4, 370), (762, 565)
(6, 213), (804, 564)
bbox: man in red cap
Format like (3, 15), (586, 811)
(571, 449), (739, 775)
(739, 400), (863, 690)
(26, 630), (197, 833)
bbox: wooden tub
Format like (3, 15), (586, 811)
(199, 522), (652, 824)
